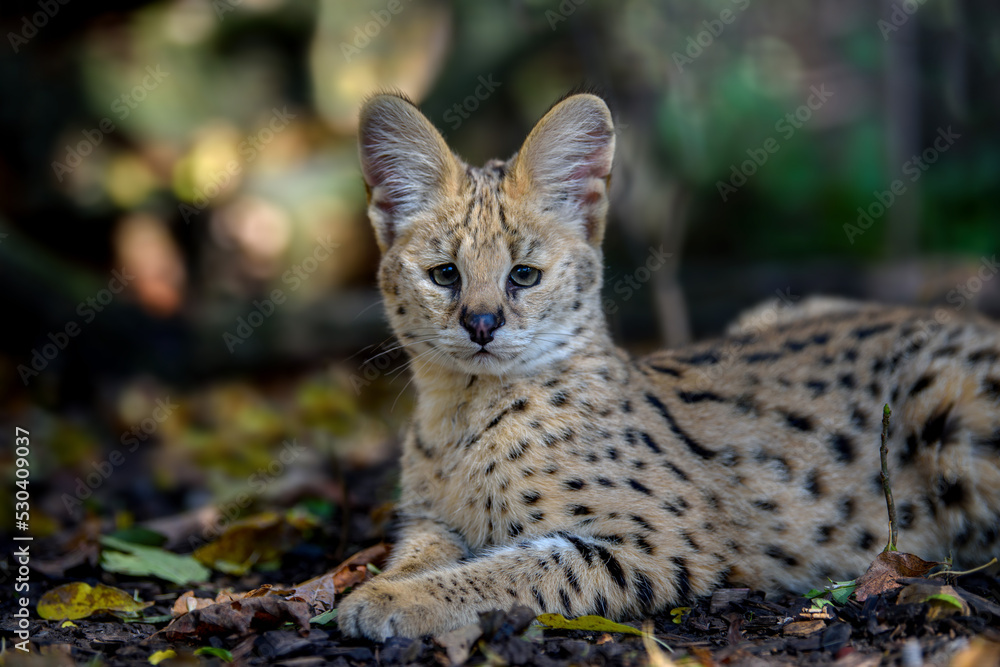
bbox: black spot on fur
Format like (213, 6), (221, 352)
(681, 531), (700, 551)
(594, 593), (609, 617)
(662, 460), (690, 482)
(805, 380), (828, 397)
(899, 433), (919, 466)
(565, 534), (595, 566)
(564, 478), (586, 491)
(676, 390), (725, 404)
(784, 412), (813, 432)
(559, 588), (573, 614)
(804, 470), (822, 498)
(550, 391), (569, 407)
(529, 511), (544, 523)
(908, 374), (934, 397)
(853, 323), (894, 340)
(839, 497), (855, 520)
(765, 545), (798, 566)
(508, 440), (529, 460)
(672, 557), (692, 599)
(858, 530), (876, 551)
(522, 491), (541, 505)
(937, 477), (966, 506)
(629, 478), (653, 495)
(597, 477), (615, 487)
(648, 364), (682, 377)
(921, 404), (954, 445)
(744, 351), (783, 363)
(677, 351), (720, 365)
(533, 587), (547, 611)
(975, 429), (1000, 452)
(753, 500), (778, 512)
(594, 545), (627, 589)
(630, 514), (657, 532)
(898, 502), (915, 529)
(662, 501), (682, 516)
(829, 433), (856, 463)
(816, 525), (834, 544)
(645, 393), (717, 459)
(640, 432), (662, 453)
(968, 349), (1000, 365)
(838, 373), (857, 390)
(622, 400), (633, 412)
(508, 522), (523, 538)
(564, 566), (581, 593)
(850, 406), (869, 431)
(569, 505), (592, 516)
(606, 447), (618, 460)
(633, 571), (656, 614)
(635, 535), (655, 555)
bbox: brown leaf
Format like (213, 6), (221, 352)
(157, 596), (311, 641)
(783, 620), (826, 637)
(853, 551), (939, 602)
(285, 543), (389, 612)
(897, 582), (970, 620)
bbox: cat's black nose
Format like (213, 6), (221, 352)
(462, 310), (504, 346)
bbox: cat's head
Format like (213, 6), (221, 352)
(358, 92), (615, 377)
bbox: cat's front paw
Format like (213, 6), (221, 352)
(337, 578), (455, 640)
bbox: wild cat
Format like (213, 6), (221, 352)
(338, 91), (1000, 640)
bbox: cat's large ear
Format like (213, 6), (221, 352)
(510, 94), (615, 246)
(358, 93), (459, 251)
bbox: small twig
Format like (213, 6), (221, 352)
(929, 557), (998, 578)
(879, 404), (898, 552)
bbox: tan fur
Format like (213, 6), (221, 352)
(339, 93), (1000, 640)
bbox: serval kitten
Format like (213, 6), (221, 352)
(338, 92), (1000, 640)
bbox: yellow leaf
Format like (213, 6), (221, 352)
(60, 621), (77, 628)
(536, 613), (642, 636)
(37, 582), (152, 621)
(148, 649), (177, 665)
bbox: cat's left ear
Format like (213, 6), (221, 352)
(511, 94), (615, 246)
(358, 93), (459, 252)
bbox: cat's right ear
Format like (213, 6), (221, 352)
(358, 94), (459, 252)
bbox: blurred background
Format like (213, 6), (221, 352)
(1, 0), (999, 550)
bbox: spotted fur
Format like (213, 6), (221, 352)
(338, 92), (1000, 640)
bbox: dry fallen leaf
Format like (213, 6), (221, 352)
(897, 582), (970, 620)
(853, 551), (939, 602)
(783, 620), (826, 637)
(286, 543), (389, 612)
(37, 582), (153, 621)
(157, 596), (311, 641)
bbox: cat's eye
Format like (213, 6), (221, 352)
(509, 265), (541, 287)
(430, 263), (460, 287)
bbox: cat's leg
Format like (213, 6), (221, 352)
(376, 514), (471, 580)
(338, 533), (687, 640)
